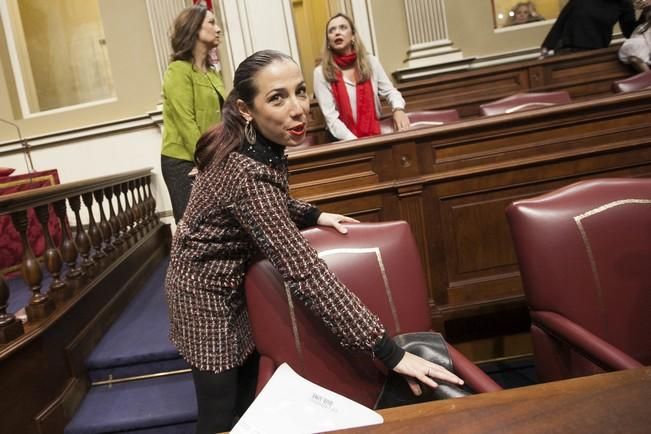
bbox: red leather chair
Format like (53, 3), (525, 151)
(612, 71), (651, 93)
(379, 110), (459, 134)
(506, 178), (651, 382)
(479, 91), (571, 116)
(244, 221), (501, 409)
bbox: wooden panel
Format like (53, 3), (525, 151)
(288, 90), (651, 343)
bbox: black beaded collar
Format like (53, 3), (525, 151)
(238, 131), (287, 169)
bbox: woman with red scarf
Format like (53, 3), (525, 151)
(313, 13), (409, 141)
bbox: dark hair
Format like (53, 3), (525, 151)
(195, 50), (295, 170)
(170, 5), (210, 69)
(321, 13), (371, 83)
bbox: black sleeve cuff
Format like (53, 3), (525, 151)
(304, 207), (321, 227)
(373, 333), (405, 370)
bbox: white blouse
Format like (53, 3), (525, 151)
(313, 55), (406, 141)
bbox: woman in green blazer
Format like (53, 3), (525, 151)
(161, 5), (226, 222)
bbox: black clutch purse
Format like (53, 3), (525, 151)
(375, 332), (470, 409)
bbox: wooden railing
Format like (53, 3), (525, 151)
(0, 168), (170, 434)
(0, 169), (158, 346)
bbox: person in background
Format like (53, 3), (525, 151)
(619, 1), (651, 72)
(165, 49), (464, 434)
(161, 5), (226, 223)
(507, 2), (545, 26)
(540, 0), (637, 57)
(313, 13), (409, 141)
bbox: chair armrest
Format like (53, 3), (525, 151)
(448, 345), (502, 393)
(531, 311), (643, 371)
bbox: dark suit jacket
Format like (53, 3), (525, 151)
(543, 0), (637, 51)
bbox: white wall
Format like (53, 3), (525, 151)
(2, 124), (175, 228)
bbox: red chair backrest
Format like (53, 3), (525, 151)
(244, 221), (432, 408)
(612, 71), (651, 93)
(479, 91), (571, 116)
(506, 178), (651, 367)
(379, 110), (460, 134)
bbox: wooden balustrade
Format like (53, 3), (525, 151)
(0, 168), (170, 434)
(0, 168), (158, 346)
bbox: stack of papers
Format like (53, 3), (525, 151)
(231, 363), (383, 434)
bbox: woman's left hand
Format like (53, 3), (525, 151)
(393, 109), (410, 132)
(317, 212), (360, 234)
(393, 352), (464, 396)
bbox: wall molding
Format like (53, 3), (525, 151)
(0, 111), (163, 156)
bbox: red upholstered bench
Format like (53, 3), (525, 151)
(380, 109), (460, 134)
(0, 169), (62, 272)
(612, 71), (651, 93)
(479, 91), (572, 116)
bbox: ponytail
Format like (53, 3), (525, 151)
(194, 92), (245, 170)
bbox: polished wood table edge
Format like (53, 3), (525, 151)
(331, 367), (651, 433)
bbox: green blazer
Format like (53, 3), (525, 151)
(161, 60), (226, 162)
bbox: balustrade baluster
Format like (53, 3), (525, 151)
(34, 204), (70, 302)
(69, 196), (96, 277)
(146, 176), (159, 226)
(94, 189), (116, 258)
(129, 180), (144, 237)
(53, 200), (83, 291)
(82, 192), (107, 267)
(137, 178), (152, 230)
(122, 182), (138, 240)
(114, 185), (130, 246)
(104, 187), (124, 250)
(0, 274), (24, 343)
(10, 210), (54, 321)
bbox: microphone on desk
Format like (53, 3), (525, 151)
(0, 117), (36, 174)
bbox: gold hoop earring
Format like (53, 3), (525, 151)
(245, 120), (256, 145)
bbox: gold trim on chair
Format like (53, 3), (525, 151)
(283, 282), (304, 367)
(574, 199), (651, 332)
(318, 248), (401, 333)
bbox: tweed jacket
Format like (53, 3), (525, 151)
(165, 137), (386, 372)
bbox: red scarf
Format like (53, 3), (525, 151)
(330, 53), (380, 138)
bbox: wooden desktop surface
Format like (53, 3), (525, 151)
(331, 367), (651, 434)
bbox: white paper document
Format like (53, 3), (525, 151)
(231, 363), (383, 434)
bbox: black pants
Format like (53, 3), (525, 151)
(191, 352), (259, 434)
(161, 155), (194, 223)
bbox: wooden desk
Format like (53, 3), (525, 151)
(289, 90), (651, 340)
(333, 368), (651, 433)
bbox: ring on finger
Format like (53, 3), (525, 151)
(427, 368), (431, 377)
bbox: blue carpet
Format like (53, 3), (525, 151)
(86, 258), (188, 381)
(65, 373), (197, 434)
(6, 273), (52, 315)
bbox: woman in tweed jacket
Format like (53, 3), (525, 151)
(165, 50), (463, 434)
